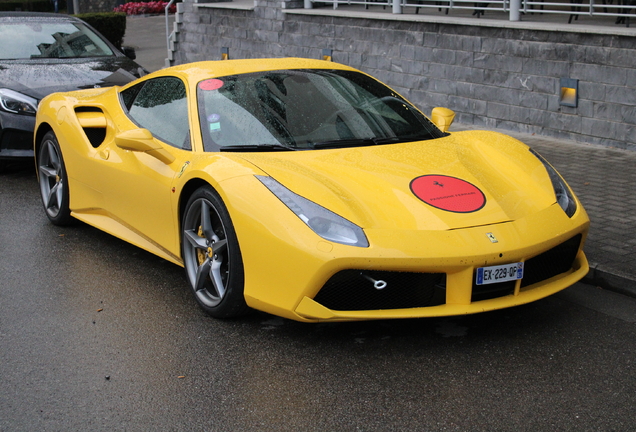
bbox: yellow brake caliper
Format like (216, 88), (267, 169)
(196, 226), (206, 265)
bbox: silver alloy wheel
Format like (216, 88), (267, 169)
(183, 197), (230, 308)
(38, 136), (65, 219)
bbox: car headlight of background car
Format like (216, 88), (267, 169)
(531, 148), (577, 218)
(257, 175), (369, 247)
(0, 88), (38, 116)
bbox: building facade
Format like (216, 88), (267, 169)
(170, 0), (636, 150)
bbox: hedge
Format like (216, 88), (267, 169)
(74, 12), (127, 49)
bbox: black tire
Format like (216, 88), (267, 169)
(181, 186), (249, 318)
(37, 131), (73, 226)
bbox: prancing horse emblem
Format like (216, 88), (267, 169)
(486, 232), (498, 243)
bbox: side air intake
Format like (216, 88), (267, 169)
(75, 107), (107, 148)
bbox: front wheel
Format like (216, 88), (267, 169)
(181, 186), (249, 318)
(38, 131), (73, 226)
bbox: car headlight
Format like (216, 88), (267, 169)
(0, 88), (38, 115)
(530, 148), (577, 217)
(257, 175), (369, 247)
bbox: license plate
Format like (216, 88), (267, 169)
(476, 262), (524, 285)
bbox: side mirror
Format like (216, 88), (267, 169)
(431, 107), (456, 133)
(120, 46), (137, 60)
(115, 129), (175, 164)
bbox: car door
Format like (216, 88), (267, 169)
(89, 76), (192, 259)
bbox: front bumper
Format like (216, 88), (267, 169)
(236, 197), (590, 322)
(0, 111), (35, 159)
(295, 243), (588, 321)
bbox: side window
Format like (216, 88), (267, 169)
(122, 77), (191, 150)
(120, 82), (142, 110)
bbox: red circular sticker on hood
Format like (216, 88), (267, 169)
(410, 175), (486, 213)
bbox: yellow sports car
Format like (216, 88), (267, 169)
(34, 58), (590, 322)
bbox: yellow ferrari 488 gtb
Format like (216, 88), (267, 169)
(34, 58), (589, 322)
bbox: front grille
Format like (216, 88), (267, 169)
(313, 235), (582, 310)
(471, 234), (583, 302)
(472, 281), (516, 302)
(520, 234), (582, 287)
(0, 129), (33, 151)
(313, 270), (445, 311)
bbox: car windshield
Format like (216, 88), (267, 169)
(196, 69), (445, 152)
(0, 19), (114, 60)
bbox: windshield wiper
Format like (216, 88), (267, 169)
(311, 137), (401, 149)
(219, 143), (295, 152)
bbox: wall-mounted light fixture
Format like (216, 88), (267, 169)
(322, 49), (333, 62)
(221, 47), (230, 60)
(559, 78), (579, 108)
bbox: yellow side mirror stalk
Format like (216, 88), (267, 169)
(431, 107), (456, 133)
(115, 128), (175, 164)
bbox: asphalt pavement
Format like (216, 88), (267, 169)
(123, 15), (636, 298)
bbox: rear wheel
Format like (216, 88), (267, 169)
(38, 131), (73, 226)
(182, 186), (249, 318)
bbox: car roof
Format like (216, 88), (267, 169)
(162, 58), (360, 83)
(0, 11), (82, 22)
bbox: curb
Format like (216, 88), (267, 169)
(583, 261), (636, 299)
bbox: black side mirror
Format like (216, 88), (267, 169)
(121, 46), (137, 60)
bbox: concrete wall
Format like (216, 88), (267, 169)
(172, 1), (636, 150)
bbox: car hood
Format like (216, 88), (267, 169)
(238, 131), (557, 231)
(0, 57), (146, 100)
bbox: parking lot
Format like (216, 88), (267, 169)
(1, 159), (635, 430)
(1, 15), (636, 431)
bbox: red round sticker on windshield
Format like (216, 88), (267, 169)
(199, 79), (224, 91)
(410, 175), (486, 213)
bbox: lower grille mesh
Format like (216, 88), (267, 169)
(312, 234), (582, 311)
(520, 234), (582, 288)
(472, 234), (582, 301)
(1, 129), (32, 150)
(313, 270), (445, 311)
